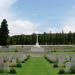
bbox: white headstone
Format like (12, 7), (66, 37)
(65, 62), (71, 72)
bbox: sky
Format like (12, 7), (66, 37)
(0, 0), (75, 35)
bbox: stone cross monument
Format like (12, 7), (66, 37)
(31, 31), (45, 57)
(31, 31), (44, 53)
(35, 32), (40, 47)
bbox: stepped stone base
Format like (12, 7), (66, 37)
(31, 46), (45, 57)
(31, 46), (44, 52)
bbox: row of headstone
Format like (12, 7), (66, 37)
(0, 53), (28, 72)
(46, 54), (75, 73)
(46, 54), (75, 66)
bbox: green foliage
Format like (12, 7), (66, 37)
(0, 69), (4, 73)
(53, 63), (58, 68)
(16, 63), (22, 67)
(9, 63), (22, 68)
(9, 64), (16, 67)
(22, 56), (30, 63)
(58, 69), (65, 74)
(0, 19), (9, 46)
(9, 68), (16, 74)
(8, 31), (75, 45)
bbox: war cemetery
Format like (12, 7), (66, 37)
(0, 19), (75, 75)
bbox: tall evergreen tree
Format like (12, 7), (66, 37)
(0, 19), (9, 46)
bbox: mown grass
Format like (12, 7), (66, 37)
(16, 57), (58, 75)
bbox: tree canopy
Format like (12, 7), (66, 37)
(0, 19), (9, 46)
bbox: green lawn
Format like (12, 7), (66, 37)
(0, 57), (73, 75)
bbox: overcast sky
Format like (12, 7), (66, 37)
(0, 0), (75, 35)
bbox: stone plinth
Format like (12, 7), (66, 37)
(31, 46), (45, 57)
(31, 46), (44, 53)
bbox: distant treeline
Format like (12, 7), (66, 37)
(8, 31), (75, 45)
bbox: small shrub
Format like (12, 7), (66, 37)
(9, 64), (16, 67)
(9, 68), (16, 74)
(22, 59), (26, 63)
(0, 69), (4, 73)
(22, 56), (30, 63)
(16, 63), (22, 67)
(25, 58), (29, 61)
(58, 69), (65, 74)
(49, 60), (55, 63)
(53, 63), (58, 68)
(22, 60), (25, 63)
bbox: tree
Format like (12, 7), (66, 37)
(0, 19), (9, 46)
(67, 31), (73, 44)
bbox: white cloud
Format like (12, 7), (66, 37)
(47, 16), (75, 33)
(47, 4), (75, 33)
(63, 17), (75, 33)
(9, 20), (37, 35)
(0, 0), (16, 8)
(47, 27), (56, 33)
(0, 0), (17, 20)
(47, 25), (63, 33)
